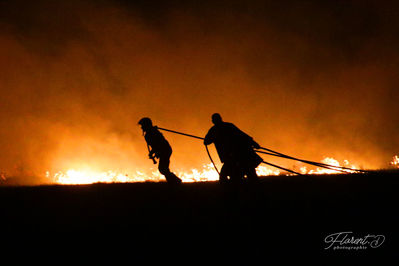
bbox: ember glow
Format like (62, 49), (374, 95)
(0, 1), (398, 186)
(49, 163), (221, 184)
(50, 169), (131, 185)
(391, 155), (399, 168)
(46, 157), (363, 185)
(300, 157), (358, 175)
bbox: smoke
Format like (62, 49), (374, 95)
(1, 0), (398, 184)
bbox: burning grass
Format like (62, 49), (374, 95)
(1, 155), (398, 186)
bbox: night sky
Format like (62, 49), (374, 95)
(1, 0), (398, 184)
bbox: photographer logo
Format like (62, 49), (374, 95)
(324, 231), (385, 250)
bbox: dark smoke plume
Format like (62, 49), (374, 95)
(1, 0), (398, 184)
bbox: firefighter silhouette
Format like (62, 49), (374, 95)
(138, 117), (182, 184)
(204, 113), (262, 183)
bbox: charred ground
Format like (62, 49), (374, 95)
(1, 171), (398, 260)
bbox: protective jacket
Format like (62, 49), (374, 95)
(204, 122), (262, 168)
(144, 126), (172, 158)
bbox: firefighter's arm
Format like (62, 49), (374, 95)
(236, 125), (260, 149)
(147, 150), (157, 164)
(204, 138), (212, 145)
(252, 140), (261, 149)
(236, 127), (260, 149)
(204, 131), (213, 145)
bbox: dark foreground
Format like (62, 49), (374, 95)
(1, 171), (398, 262)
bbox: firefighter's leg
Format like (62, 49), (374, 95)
(230, 166), (244, 184)
(246, 167), (259, 183)
(158, 155), (181, 184)
(219, 164), (229, 184)
(225, 162), (243, 184)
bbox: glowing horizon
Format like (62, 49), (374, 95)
(42, 156), (379, 185)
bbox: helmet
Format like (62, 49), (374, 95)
(138, 117), (153, 127)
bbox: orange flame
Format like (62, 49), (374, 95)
(391, 155), (399, 168)
(47, 156), (361, 184)
(48, 163), (281, 184)
(299, 157), (358, 175)
(41, 151), (399, 185)
(48, 164), (221, 184)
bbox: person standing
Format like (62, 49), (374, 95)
(204, 113), (262, 183)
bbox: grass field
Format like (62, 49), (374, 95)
(1, 171), (397, 261)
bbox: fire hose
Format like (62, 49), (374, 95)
(156, 127), (222, 174)
(156, 126), (371, 176)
